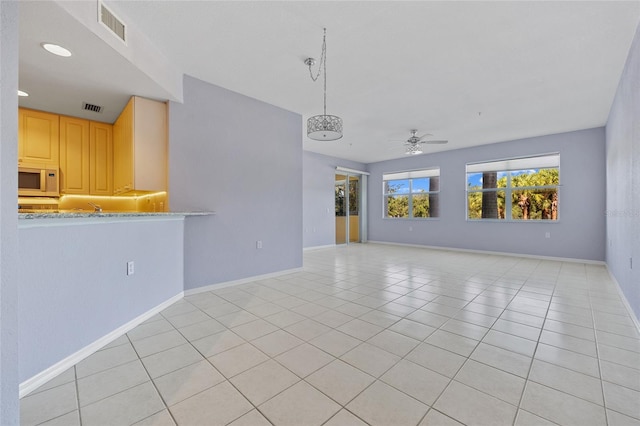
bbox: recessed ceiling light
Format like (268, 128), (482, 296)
(18, 90), (29, 97)
(41, 43), (72, 57)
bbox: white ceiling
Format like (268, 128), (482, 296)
(18, 1), (177, 125)
(18, 1), (640, 164)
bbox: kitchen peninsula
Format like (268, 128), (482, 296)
(19, 211), (213, 220)
(17, 208), (215, 396)
(17, 94), (222, 393)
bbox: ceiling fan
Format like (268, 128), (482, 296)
(393, 129), (448, 155)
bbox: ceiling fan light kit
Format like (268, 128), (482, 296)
(305, 28), (343, 141)
(401, 129), (448, 155)
(406, 144), (423, 155)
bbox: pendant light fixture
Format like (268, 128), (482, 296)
(305, 28), (343, 141)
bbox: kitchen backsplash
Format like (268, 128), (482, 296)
(58, 191), (167, 213)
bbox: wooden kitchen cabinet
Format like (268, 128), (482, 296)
(90, 122), (113, 195)
(59, 116), (113, 195)
(18, 108), (60, 166)
(113, 96), (167, 194)
(59, 116), (90, 194)
(113, 98), (133, 194)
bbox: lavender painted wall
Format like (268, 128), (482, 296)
(18, 218), (184, 382)
(606, 22), (640, 319)
(368, 128), (606, 261)
(303, 151), (366, 248)
(0, 0), (19, 422)
(170, 75), (302, 290)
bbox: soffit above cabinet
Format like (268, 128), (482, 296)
(18, 0), (180, 124)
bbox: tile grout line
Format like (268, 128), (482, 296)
(133, 305), (261, 423)
(74, 366), (83, 426)
(165, 301), (294, 426)
(124, 332), (180, 426)
(428, 257), (536, 425)
(318, 408), (370, 426)
(227, 281), (433, 424)
(353, 276), (499, 423)
(403, 289), (483, 418)
(511, 257), (558, 425)
(589, 266), (612, 426)
(159, 306), (265, 425)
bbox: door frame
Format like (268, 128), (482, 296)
(335, 166), (369, 245)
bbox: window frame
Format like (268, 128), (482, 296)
(465, 153), (560, 222)
(383, 168), (440, 220)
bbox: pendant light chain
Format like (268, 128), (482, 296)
(323, 30), (327, 117)
(307, 28), (328, 116)
(307, 28), (326, 82)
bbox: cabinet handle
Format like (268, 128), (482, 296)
(40, 170), (46, 193)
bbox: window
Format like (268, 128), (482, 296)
(466, 154), (559, 221)
(383, 168), (440, 218)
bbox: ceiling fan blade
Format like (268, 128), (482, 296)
(417, 133), (433, 140)
(421, 140), (448, 144)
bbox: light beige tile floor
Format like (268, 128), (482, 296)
(21, 244), (640, 425)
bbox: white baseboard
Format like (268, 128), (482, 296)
(184, 267), (304, 296)
(20, 266), (305, 397)
(19, 292), (184, 399)
(363, 241), (638, 326)
(605, 265), (640, 332)
(303, 244), (336, 251)
(366, 240), (606, 265)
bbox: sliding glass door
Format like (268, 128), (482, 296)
(335, 173), (361, 244)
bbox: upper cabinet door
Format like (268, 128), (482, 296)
(18, 108), (60, 166)
(59, 116), (90, 194)
(113, 97), (134, 194)
(132, 96), (167, 192)
(90, 122), (113, 195)
(112, 96), (167, 194)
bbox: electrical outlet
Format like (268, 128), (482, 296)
(545, 232), (551, 239)
(127, 261), (135, 276)
(256, 240), (263, 249)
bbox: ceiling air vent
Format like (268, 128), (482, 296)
(99, 2), (126, 43)
(82, 102), (103, 113)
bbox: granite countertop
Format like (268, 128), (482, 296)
(19, 211), (214, 219)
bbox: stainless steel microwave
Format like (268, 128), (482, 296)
(18, 165), (59, 197)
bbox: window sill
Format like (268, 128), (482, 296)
(466, 218), (560, 223)
(383, 217), (440, 221)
